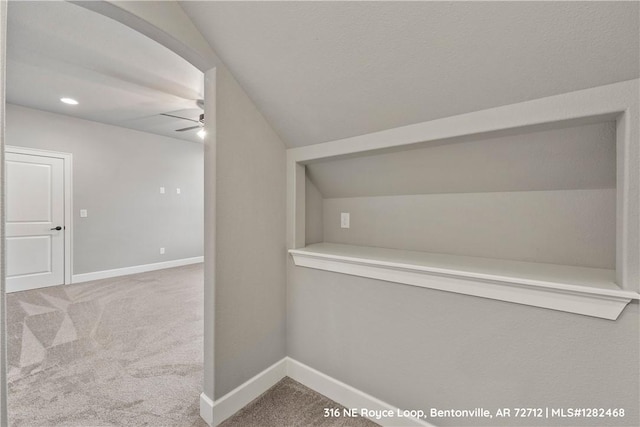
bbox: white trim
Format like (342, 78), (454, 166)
(287, 358), (434, 427)
(205, 358), (288, 426)
(290, 246), (638, 321)
(199, 393), (214, 427)
(199, 357), (435, 427)
(71, 256), (204, 284)
(5, 145), (73, 288)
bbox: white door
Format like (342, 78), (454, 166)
(6, 152), (65, 292)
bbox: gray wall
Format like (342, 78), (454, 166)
(307, 121), (616, 269)
(213, 65), (287, 399)
(287, 266), (639, 426)
(305, 176), (323, 245)
(322, 190), (615, 269)
(6, 103), (203, 275)
(306, 121), (616, 198)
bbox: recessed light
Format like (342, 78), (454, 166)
(197, 129), (206, 139)
(60, 97), (79, 105)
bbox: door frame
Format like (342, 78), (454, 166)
(5, 145), (73, 287)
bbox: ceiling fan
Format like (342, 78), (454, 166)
(161, 99), (206, 133)
(161, 112), (205, 132)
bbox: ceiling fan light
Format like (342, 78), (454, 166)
(60, 97), (79, 105)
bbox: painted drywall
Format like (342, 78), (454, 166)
(305, 121), (616, 198)
(287, 266), (639, 426)
(202, 67), (216, 413)
(212, 65), (287, 399)
(305, 176), (323, 245)
(322, 189), (615, 269)
(74, 0), (220, 72)
(5, 103), (203, 275)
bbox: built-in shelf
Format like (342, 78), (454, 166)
(288, 80), (639, 321)
(289, 243), (639, 320)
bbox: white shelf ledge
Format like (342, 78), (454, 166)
(289, 243), (639, 320)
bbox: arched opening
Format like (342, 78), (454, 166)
(1, 1), (210, 424)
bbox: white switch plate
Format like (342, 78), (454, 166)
(341, 212), (350, 229)
(160, 187), (165, 194)
(160, 247), (165, 255)
(80, 209), (87, 218)
(176, 188), (181, 194)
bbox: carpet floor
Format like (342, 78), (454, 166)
(220, 377), (379, 427)
(6, 264), (206, 427)
(6, 264), (378, 427)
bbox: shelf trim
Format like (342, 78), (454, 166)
(289, 247), (639, 320)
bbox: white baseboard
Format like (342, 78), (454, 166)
(202, 358), (288, 426)
(200, 392), (214, 426)
(71, 256), (204, 284)
(200, 357), (434, 427)
(286, 358), (434, 427)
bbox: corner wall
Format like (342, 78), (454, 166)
(208, 65), (287, 400)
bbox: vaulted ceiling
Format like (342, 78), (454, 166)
(6, 2), (638, 148)
(181, 1), (639, 147)
(7, 1), (205, 143)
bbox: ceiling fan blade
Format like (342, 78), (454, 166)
(161, 113), (199, 123)
(175, 125), (201, 132)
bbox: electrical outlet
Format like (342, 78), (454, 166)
(160, 187), (165, 194)
(176, 188), (181, 194)
(160, 247), (165, 255)
(80, 209), (87, 218)
(341, 212), (350, 229)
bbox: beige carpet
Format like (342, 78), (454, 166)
(7, 264), (379, 427)
(6, 264), (206, 427)
(220, 377), (379, 427)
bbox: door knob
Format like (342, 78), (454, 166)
(50, 226), (62, 231)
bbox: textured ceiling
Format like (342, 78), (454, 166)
(7, 1), (204, 143)
(181, 1), (639, 147)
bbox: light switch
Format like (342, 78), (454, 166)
(160, 187), (165, 194)
(80, 209), (88, 218)
(176, 188), (181, 194)
(341, 212), (350, 229)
